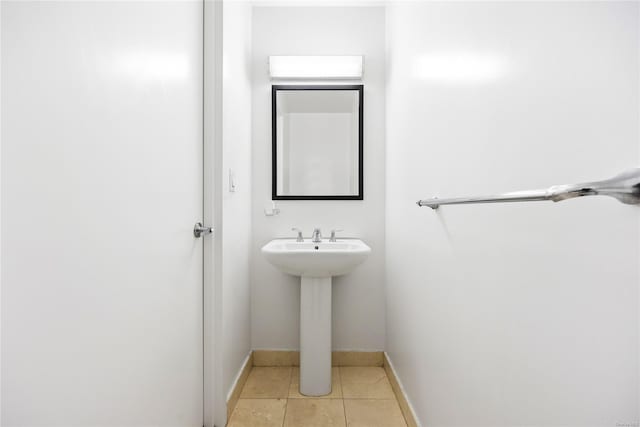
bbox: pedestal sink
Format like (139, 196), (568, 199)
(261, 238), (371, 396)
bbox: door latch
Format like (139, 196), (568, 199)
(193, 222), (213, 238)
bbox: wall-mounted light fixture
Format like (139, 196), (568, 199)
(269, 55), (363, 80)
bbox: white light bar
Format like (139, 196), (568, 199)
(269, 55), (363, 80)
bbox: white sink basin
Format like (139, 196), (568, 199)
(261, 237), (371, 397)
(261, 239), (371, 277)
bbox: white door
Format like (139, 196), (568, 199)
(1, 1), (205, 425)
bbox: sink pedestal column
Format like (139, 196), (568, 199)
(299, 276), (332, 396)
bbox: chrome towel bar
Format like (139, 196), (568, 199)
(417, 168), (640, 209)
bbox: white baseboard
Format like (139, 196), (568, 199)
(384, 352), (422, 427)
(226, 351), (252, 402)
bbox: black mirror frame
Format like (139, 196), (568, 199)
(272, 84), (364, 200)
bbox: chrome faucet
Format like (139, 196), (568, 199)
(311, 228), (322, 243)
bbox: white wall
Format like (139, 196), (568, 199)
(250, 6), (386, 351)
(385, 2), (639, 426)
(221, 0), (253, 402)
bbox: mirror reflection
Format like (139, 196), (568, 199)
(272, 85), (363, 200)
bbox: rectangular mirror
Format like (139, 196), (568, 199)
(272, 85), (363, 200)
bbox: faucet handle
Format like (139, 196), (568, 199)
(291, 227), (304, 242)
(329, 229), (343, 242)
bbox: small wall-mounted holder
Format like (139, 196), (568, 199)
(264, 201), (281, 216)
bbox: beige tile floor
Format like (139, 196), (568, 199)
(227, 366), (407, 427)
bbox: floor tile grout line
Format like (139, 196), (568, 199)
(339, 367), (348, 427)
(288, 365), (295, 399)
(281, 397), (288, 427)
(282, 365), (292, 427)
